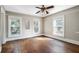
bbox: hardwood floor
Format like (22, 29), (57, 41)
(1, 36), (79, 53)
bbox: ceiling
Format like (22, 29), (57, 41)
(4, 5), (76, 17)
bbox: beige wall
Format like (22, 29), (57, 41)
(5, 11), (42, 42)
(0, 6), (6, 44)
(1, 5), (79, 45)
(44, 6), (79, 41)
(44, 17), (53, 35)
(0, 6), (6, 52)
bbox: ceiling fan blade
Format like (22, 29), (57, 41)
(46, 5), (54, 9)
(46, 11), (49, 14)
(35, 11), (40, 14)
(36, 7), (41, 9)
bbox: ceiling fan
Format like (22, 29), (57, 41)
(35, 5), (54, 14)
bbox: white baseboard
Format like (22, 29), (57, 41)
(3, 34), (79, 46)
(3, 34), (43, 44)
(44, 34), (79, 45)
(2, 40), (6, 44)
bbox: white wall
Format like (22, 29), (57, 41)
(0, 6), (6, 52)
(0, 6), (1, 52)
(44, 6), (79, 44)
(4, 11), (42, 42)
(44, 17), (53, 35)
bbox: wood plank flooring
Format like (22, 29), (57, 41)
(1, 36), (79, 53)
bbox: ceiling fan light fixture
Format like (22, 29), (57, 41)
(35, 5), (54, 14)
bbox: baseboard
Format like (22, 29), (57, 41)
(3, 34), (79, 46)
(2, 40), (6, 44)
(44, 34), (79, 45)
(3, 34), (43, 44)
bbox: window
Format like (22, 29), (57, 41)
(53, 16), (64, 37)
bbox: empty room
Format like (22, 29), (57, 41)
(0, 5), (79, 53)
